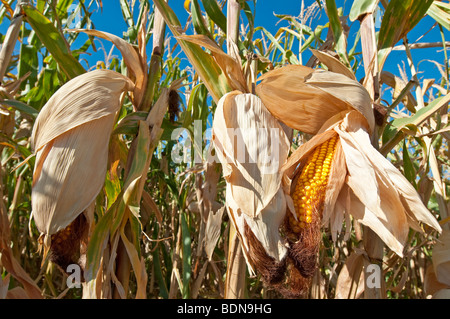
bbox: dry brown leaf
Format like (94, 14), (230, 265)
(335, 250), (365, 299)
(433, 229), (450, 287)
(141, 190), (163, 223)
(204, 206), (225, 260)
(0, 274), (10, 299)
(0, 185), (42, 299)
(424, 264), (449, 297)
(432, 289), (450, 299)
(68, 29), (145, 106)
(311, 49), (356, 80)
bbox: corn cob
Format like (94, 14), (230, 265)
(289, 136), (337, 233)
(49, 214), (87, 272)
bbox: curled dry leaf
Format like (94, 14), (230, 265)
(310, 49), (356, 80)
(68, 29), (146, 107)
(31, 69), (134, 270)
(0, 184), (42, 298)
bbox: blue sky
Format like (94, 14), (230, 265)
(86, 1), (448, 87)
(1, 1), (448, 90)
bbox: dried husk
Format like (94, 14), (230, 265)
(432, 289), (450, 299)
(212, 91), (290, 274)
(281, 110), (441, 257)
(432, 229), (450, 287)
(424, 264), (449, 297)
(204, 206), (225, 261)
(31, 69), (134, 242)
(68, 29), (145, 106)
(260, 63), (440, 258)
(335, 249), (366, 299)
(256, 65), (375, 135)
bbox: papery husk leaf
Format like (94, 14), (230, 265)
(68, 29), (145, 106)
(212, 91), (290, 218)
(424, 264), (449, 297)
(305, 70), (375, 132)
(204, 206), (225, 261)
(256, 65), (350, 135)
(323, 138), (347, 234)
(31, 70), (134, 152)
(212, 91), (290, 269)
(335, 249), (366, 299)
(336, 118), (409, 256)
(332, 184), (352, 241)
(227, 188), (288, 264)
(347, 186), (405, 256)
(432, 229), (450, 287)
(256, 65), (374, 134)
(337, 124), (381, 217)
(432, 289), (450, 299)
(339, 112), (442, 233)
(31, 70), (133, 237)
(32, 115), (115, 236)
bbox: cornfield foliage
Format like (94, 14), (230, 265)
(0, 0), (450, 299)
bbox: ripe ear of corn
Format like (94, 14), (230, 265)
(31, 70), (134, 269)
(288, 136), (338, 234)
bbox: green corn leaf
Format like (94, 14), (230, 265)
(377, 0), (434, 69)
(202, 0), (227, 33)
(151, 224), (169, 299)
(381, 93), (450, 154)
(123, 121), (151, 219)
(18, 44), (38, 90)
(84, 205), (115, 280)
(1, 99), (38, 119)
(391, 93), (450, 130)
(152, 0), (231, 103)
(119, 0), (134, 28)
(402, 139), (417, 187)
(113, 111), (149, 136)
(325, 0), (350, 66)
(427, 0), (450, 31)
(181, 211), (192, 299)
(192, 0), (214, 39)
(349, 0), (379, 21)
(22, 4), (85, 79)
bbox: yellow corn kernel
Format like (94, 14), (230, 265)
(290, 136), (338, 233)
